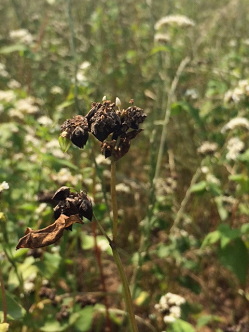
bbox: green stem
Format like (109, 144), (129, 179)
(111, 245), (138, 332)
(109, 159), (138, 332)
(110, 159), (118, 241)
(0, 264), (7, 323)
(67, 0), (79, 112)
(154, 56), (190, 181)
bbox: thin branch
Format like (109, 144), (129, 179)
(171, 167), (201, 230)
(154, 56), (190, 182)
(66, 0), (79, 112)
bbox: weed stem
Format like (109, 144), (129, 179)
(0, 264), (7, 323)
(109, 159), (138, 332)
(111, 159), (118, 241)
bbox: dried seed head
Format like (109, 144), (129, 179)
(71, 126), (89, 148)
(53, 189), (93, 228)
(60, 115), (89, 148)
(60, 99), (146, 159)
(86, 101), (121, 142)
(52, 186), (71, 201)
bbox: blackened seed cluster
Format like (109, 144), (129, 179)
(52, 186), (93, 230)
(60, 100), (146, 160)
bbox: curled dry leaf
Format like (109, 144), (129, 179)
(16, 214), (83, 250)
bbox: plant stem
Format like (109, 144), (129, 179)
(171, 167), (201, 230)
(154, 56), (190, 182)
(0, 264), (7, 323)
(67, 0), (79, 112)
(109, 159), (138, 332)
(111, 244), (138, 332)
(110, 159), (118, 241)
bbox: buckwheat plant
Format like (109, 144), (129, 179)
(17, 98), (146, 332)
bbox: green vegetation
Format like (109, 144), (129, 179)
(0, 0), (249, 331)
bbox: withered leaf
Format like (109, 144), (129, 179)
(16, 214), (83, 250)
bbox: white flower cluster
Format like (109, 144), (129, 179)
(76, 61), (91, 84)
(50, 86), (63, 95)
(0, 90), (16, 103)
(197, 141), (218, 155)
(0, 181), (9, 192)
(0, 63), (9, 78)
(226, 137), (245, 160)
(224, 79), (249, 103)
(154, 33), (170, 43)
(155, 292), (186, 324)
(9, 29), (33, 45)
(221, 117), (249, 133)
(155, 177), (177, 195)
(9, 96), (41, 119)
(155, 15), (195, 30)
(51, 168), (82, 186)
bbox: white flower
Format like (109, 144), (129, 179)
(79, 61), (91, 70)
(96, 154), (111, 165)
(115, 97), (121, 108)
(201, 166), (209, 174)
(163, 315), (177, 323)
(154, 33), (170, 43)
(155, 15), (195, 30)
(37, 116), (53, 126)
(50, 86), (63, 94)
(0, 63), (9, 78)
(206, 173), (220, 185)
(15, 97), (40, 114)
(226, 137), (245, 160)
(224, 79), (249, 103)
(8, 108), (24, 119)
(8, 79), (21, 89)
(10, 29), (33, 45)
(45, 139), (65, 158)
(0, 181), (9, 192)
(165, 293), (186, 306)
(221, 117), (249, 133)
(116, 183), (130, 193)
(197, 141), (218, 155)
(170, 305), (181, 317)
(51, 168), (82, 186)
(0, 90), (16, 103)
(185, 88), (198, 99)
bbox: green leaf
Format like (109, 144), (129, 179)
(201, 230), (221, 248)
(70, 306), (94, 331)
(240, 223), (249, 234)
(0, 291), (26, 321)
(197, 314), (222, 327)
(58, 136), (71, 153)
(218, 224), (241, 248)
(40, 320), (69, 332)
(150, 45), (170, 55)
(168, 319), (195, 332)
(42, 153), (78, 170)
(238, 149), (249, 162)
(35, 252), (61, 279)
(190, 181), (207, 193)
(0, 44), (27, 54)
(218, 238), (249, 284)
(214, 197), (228, 221)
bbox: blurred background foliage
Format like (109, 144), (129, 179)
(0, 0), (249, 331)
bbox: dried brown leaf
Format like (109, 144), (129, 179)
(16, 214), (83, 249)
